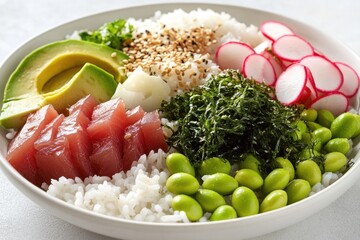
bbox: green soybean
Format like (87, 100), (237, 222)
(298, 148), (321, 161)
(296, 160), (322, 186)
(306, 121), (323, 131)
(166, 153), (195, 176)
(199, 157), (231, 176)
(352, 114), (360, 138)
(300, 108), (318, 122)
(324, 138), (350, 155)
(210, 205), (237, 221)
(239, 153), (261, 174)
(285, 179), (311, 204)
(260, 190), (288, 213)
(324, 152), (347, 172)
(262, 168), (290, 195)
(317, 109), (335, 128)
(202, 173), (238, 195)
(195, 189), (226, 212)
(166, 172), (199, 195)
(331, 112), (358, 139)
(232, 186), (259, 217)
(172, 194), (203, 221)
(275, 157), (295, 181)
(312, 127), (332, 144)
(234, 169), (263, 190)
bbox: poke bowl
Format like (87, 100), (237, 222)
(1, 2), (360, 240)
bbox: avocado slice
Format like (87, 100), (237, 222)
(0, 39), (128, 129)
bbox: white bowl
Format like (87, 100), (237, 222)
(1, 2), (360, 240)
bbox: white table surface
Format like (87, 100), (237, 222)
(1, 0), (360, 239)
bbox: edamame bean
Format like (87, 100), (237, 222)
(202, 173), (238, 195)
(330, 112), (358, 139)
(296, 160), (321, 186)
(275, 157), (295, 181)
(312, 127), (332, 144)
(324, 138), (350, 155)
(166, 153), (195, 176)
(324, 152), (347, 172)
(352, 114), (360, 138)
(172, 194), (203, 221)
(298, 148), (320, 161)
(292, 120), (307, 141)
(232, 186), (259, 217)
(262, 168), (290, 195)
(210, 205), (237, 221)
(285, 179), (311, 204)
(195, 189), (226, 212)
(199, 157), (231, 176)
(300, 109), (318, 122)
(260, 190), (288, 213)
(316, 109), (335, 128)
(234, 169), (263, 190)
(306, 121), (323, 131)
(239, 153), (261, 174)
(166, 172), (199, 195)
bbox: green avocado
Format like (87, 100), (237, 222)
(0, 39), (128, 129)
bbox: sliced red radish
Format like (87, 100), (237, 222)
(335, 62), (360, 97)
(272, 35), (314, 62)
(304, 66), (318, 99)
(261, 50), (284, 78)
(275, 64), (308, 105)
(309, 93), (349, 116)
(242, 53), (276, 86)
(260, 20), (295, 42)
(299, 55), (343, 93)
(215, 41), (255, 71)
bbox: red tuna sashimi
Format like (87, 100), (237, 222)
(35, 137), (79, 184)
(68, 95), (98, 119)
(57, 110), (94, 178)
(125, 106), (145, 127)
(87, 98), (126, 140)
(122, 121), (145, 171)
(7, 105), (58, 186)
(34, 114), (65, 150)
(89, 135), (123, 177)
(140, 111), (168, 154)
(87, 98), (126, 176)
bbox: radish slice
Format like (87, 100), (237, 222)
(261, 50), (284, 78)
(242, 53), (276, 86)
(309, 93), (349, 116)
(215, 41), (255, 71)
(275, 64), (308, 105)
(299, 55), (343, 93)
(272, 35), (314, 62)
(260, 20), (295, 42)
(304, 66), (318, 99)
(335, 62), (360, 97)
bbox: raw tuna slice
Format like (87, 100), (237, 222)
(68, 95), (98, 119)
(87, 98), (126, 176)
(35, 137), (79, 184)
(122, 121), (145, 171)
(7, 105), (58, 186)
(34, 114), (65, 150)
(57, 110), (94, 178)
(89, 135), (123, 177)
(87, 98), (126, 141)
(140, 111), (168, 154)
(125, 106), (145, 127)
